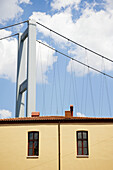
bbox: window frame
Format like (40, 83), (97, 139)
(76, 131), (88, 156)
(28, 131), (39, 157)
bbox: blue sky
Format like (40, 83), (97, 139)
(0, 0), (113, 118)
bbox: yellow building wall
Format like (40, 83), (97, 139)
(0, 122), (113, 170)
(61, 123), (113, 170)
(0, 123), (58, 170)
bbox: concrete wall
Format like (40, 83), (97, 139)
(0, 122), (113, 170)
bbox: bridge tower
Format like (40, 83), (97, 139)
(16, 20), (36, 117)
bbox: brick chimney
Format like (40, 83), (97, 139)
(31, 112), (40, 117)
(70, 105), (73, 116)
(65, 105), (73, 118)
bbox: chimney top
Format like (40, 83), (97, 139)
(70, 105), (73, 116)
(65, 105), (74, 117)
(31, 112), (40, 117)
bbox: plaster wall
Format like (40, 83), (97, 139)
(61, 123), (113, 170)
(0, 122), (113, 170)
(0, 123), (58, 170)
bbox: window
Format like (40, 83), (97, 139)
(28, 131), (39, 156)
(77, 131), (88, 155)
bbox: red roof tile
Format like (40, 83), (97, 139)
(0, 116), (113, 124)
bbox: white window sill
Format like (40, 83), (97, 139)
(27, 156), (39, 159)
(76, 155), (89, 158)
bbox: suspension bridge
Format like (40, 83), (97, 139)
(0, 19), (113, 118)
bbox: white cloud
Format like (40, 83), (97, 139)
(0, 109), (12, 119)
(30, 9), (74, 42)
(19, 0), (32, 4)
(105, 0), (113, 10)
(77, 112), (85, 117)
(51, 0), (81, 10)
(0, 0), (23, 24)
(0, 30), (17, 82)
(30, 4), (113, 76)
(67, 7), (113, 75)
(0, 0), (32, 24)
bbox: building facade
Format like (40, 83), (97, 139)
(0, 109), (113, 170)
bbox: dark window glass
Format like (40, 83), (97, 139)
(29, 148), (33, 156)
(29, 132), (33, 140)
(78, 148), (82, 155)
(83, 148), (88, 155)
(29, 141), (33, 148)
(83, 141), (87, 147)
(78, 140), (82, 147)
(77, 131), (88, 155)
(28, 132), (39, 156)
(83, 132), (87, 139)
(34, 133), (38, 140)
(34, 148), (38, 155)
(78, 132), (82, 139)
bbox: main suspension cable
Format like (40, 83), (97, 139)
(0, 33), (19, 41)
(36, 40), (113, 79)
(0, 20), (28, 30)
(36, 21), (113, 63)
